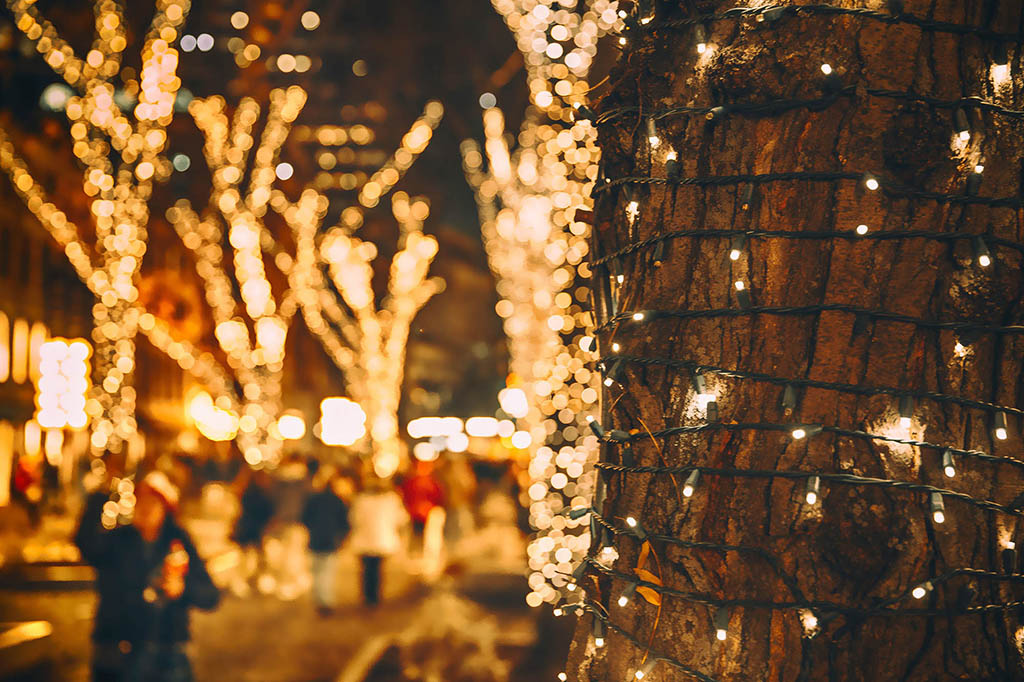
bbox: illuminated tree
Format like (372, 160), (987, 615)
(0, 0), (212, 457)
(461, 0), (621, 609)
(276, 103), (445, 477)
(167, 87), (306, 466)
(566, 2), (1024, 680)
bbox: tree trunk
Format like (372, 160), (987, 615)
(568, 1), (1024, 680)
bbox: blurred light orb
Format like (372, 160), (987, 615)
(40, 83), (73, 111)
(276, 412), (306, 440)
(275, 162), (294, 180)
(180, 34), (196, 52)
(301, 11), (321, 30)
(172, 154), (191, 172)
(230, 11), (249, 29)
(196, 33), (214, 52)
(479, 92), (497, 109)
(352, 59), (368, 77)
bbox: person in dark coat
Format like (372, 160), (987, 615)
(300, 473), (350, 615)
(231, 471), (274, 594)
(75, 471), (219, 682)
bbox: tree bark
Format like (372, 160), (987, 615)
(568, 1), (1024, 680)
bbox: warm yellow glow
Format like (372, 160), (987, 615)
(28, 321), (47, 382)
(188, 390), (239, 442)
(11, 319), (29, 385)
(0, 312), (9, 383)
(23, 419), (41, 457)
(35, 338), (91, 430)
(275, 412), (306, 440)
(466, 416), (500, 437)
(318, 397), (366, 446)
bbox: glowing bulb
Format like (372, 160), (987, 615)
(665, 150), (678, 161)
(899, 416), (912, 428)
(734, 281), (745, 291)
(697, 42), (707, 54)
(558, 674), (568, 682)
(612, 342), (621, 352)
(912, 585), (928, 599)
(619, 37), (627, 46)
(996, 427), (1008, 440)
(566, 582), (576, 592)
(275, 162), (294, 180)
(682, 470), (699, 498)
(865, 177), (879, 191)
(979, 254), (992, 268)
(616, 275), (625, 284)
(806, 491), (818, 505)
(595, 637), (605, 647)
(1008, 541), (1017, 550)
(856, 224), (868, 235)
(618, 595), (628, 607)
(553, 607), (563, 617)
(626, 516), (637, 528)
(944, 465), (956, 478)
(933, 511), (945, 524)
(792, 428), (807, 440)
(632, 312), (645, 321)
(942, 450), (955, 478)
(959, 130), (971, 142)
(975, 164), (984, 174)
(683, 485), (694, 498)
(729, 248), (741, 261)
(716, 628), (727, 641)
(820, 63), (832, 75)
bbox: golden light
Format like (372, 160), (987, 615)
(188, 390), (239, 442)
(318, 397), (367, 446)
(35, 339), (91, 430)
(275, 411), (306, 440)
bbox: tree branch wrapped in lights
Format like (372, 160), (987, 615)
(0, 0), (211, 458)
(461, 0), (621, 610)
(167, 88), (306, 466)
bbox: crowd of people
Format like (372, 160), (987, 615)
(71, 454), (505, 682)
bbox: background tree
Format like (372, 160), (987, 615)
(0, 0), (220, 460)
(461, 0), (621, 611)
(566, 1), (1024, 680)
(168, 87), (306, 466)
(274, 102), (445, 478)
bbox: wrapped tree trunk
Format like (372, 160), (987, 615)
(568, 2), (1024, 680)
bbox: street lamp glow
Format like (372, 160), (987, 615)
(276, 412), (306, 440)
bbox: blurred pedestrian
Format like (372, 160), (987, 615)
(75, 471), (219, 682)
(300, 471), (351, 615)
(400, 460), (444, 551)
(348, 474), (408, 606)
(231, 469), (274, 595)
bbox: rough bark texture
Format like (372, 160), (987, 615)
(568, 1), (1024, 680)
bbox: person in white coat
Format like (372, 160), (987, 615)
(348, 475), (409, 605)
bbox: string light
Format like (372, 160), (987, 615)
(994, 412), (1009, 440)
(682, 469), (699, 498)
(805, 475), (820, 505)
(942, 449), (956, 478)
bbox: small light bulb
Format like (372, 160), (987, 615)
(566, 582), (577, 592)
(900, 416), (912, 428)
(942, 450), (955, 478)
(716, 628), (727, 641)
(729, 249), (741, 261)
(933, 511), (945, 524)
(856, 224), (869, 235)
(665, 150), (678, 161)
(996, 427), (1008, 440)
(619, 36), (627, 46)
(912, 585), (928, 599)
(1008, 541), (1017, 550)
(626, 516), (637, 528)
(612, 342), (621, 352)
(734, 280), (745, 291)
(616, 274), (625, 284)
(559, 673), (568, 682)
(959, 130), (971, 142)
(618, 595), (629, 607)
(865, 177), (879, 191)
(979, 254), (992, 268)
(553, 607), (563, 617)
(683, 470), (699, 498)
(944, 465), (956, 478)
(806, 491), (818, 505)
(595, 637), (605, 647)
(683, 485), (694, 498)
(792, 428), (807, 440)
(604, 377), (614, 387)
(974, 164), (984, 174)
(632, 312), (645, 321)
(820, 63), (833, 75)
(697, 42), (707, 54)
(805, 476), (820, 505)
(640, 16), (652, 24)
